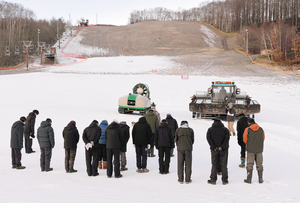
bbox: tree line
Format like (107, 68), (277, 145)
(0, 1), (66, 68)
(129, 0), (300, 65)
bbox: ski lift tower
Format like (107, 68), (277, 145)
(23, 41), (32, 71)
(38, 42), (45, 65)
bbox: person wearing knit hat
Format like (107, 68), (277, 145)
(175, 120), (194, 184)
(63, 121), (80, 173)
(24, 110), (39, 154)
(10, 116), (27, 169)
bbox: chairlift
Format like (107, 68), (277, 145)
(15, 46), (20, 55)
(5, 46), (10, 56)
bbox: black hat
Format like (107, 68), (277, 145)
(248, 118), (255, 124)
(33, 110), (39, 115)
(162, 119), (167, 123)
(46, 118), (52, 123)
(181, 120), (188, 125)
(93, 120), (99, 124)
(20, 116), (26, 122)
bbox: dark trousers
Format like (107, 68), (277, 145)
(210, 149), (228, 182)
(177, 150), (192, 182)
(85, 147), (99, 176)
(158, 147), (171, 173)
(238, 141), (246, 158)
(99, 144), (107, 161)
(135, 145), (147, 169)
(65, 148), (77, 172)
(107, 148), (121, 177)
(11, 148), (22, 167)
(147, 133), (155, 157)
(40, 148), (52, 171)
(24, 133), (33, 153)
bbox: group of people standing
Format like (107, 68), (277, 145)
(10, 104), (265, 185)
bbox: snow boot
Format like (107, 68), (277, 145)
(102, 161), (107, 169)
(258, 170), (263, 183)
(239, 157), (245, 168)
(69, 168), (77, 173)
(244, 170), (252, 184)
(98, 161), (102, 169)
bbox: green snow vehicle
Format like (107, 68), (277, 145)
(118, 83), (152, 114)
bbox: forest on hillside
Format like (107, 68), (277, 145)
(130, 0), (300, 65)
(0, 1), (66, 68)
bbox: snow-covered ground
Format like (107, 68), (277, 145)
(1, 29), (300, 203)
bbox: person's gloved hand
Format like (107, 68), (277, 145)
(30, 133), (35, 138)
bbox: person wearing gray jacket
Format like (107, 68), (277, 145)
(37, 118), (55, 172)
(10, 116), (27, 169)
(175, 120), (194, 184)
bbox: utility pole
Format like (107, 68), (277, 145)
(37, 29), (40, 52)
(246, 29), (249, 56)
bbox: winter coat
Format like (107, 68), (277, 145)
(99, 120), (108, 145)
(24, 112), (36, 135)
(10, 121), (25, 149)
(155, 122), (174, 148)
(206, 120), (230, 151)
(37, 121), (55, 148)
(119, 122), (130, 152)
(225, 107), (236, 122)
(63, 122), (80, 149)
(82, 121), (101, 148)
(236, 116), (249, 145)
(166, 115), (178, 137)
(144, 111), (159, 133)
(243, 123), (265, 153)
(175, 124), (194, 151)
(105, 122), (121, 149)
(132, 117), (152, 146)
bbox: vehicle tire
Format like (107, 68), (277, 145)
(118, 107), (125, 114)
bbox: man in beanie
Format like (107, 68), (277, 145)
(37, 118), (55, 172)
(175, 120), (194, 184)
(236, 114), (249, 168)
(63, 121), (80, 173)
(10, 116), (27, 169)
(155, 119), (174, 174)
(132, 116), (152, 173)
(207, 119), (230, 185)
(82, 120), (101, 176)
(105, 120), (122, 178)
(165, 113), (178, 157)
(119, 121), (130, 171)
(243, 118), (265, 184)
(24, 109), (39, 153)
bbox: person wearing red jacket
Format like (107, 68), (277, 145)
(243, 118), (265, 184)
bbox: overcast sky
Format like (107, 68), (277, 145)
(8, 0), (208, 25)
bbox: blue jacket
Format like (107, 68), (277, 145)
(99, 120), (108, 144)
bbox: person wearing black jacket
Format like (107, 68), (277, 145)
(155, 119), (174, 174)
(24, 109), (39, 153)
(105, 120), (122, 178)
(207, 119), (230, 185)
(82, 120), (101, 176)
(165, 114), (178, 157)
(236, 114), (249, 168)
(63, 121), (80, 173)
(132, 116), (152, 173)
(119, 121), (130, 171)
(10, 116), (27, 169)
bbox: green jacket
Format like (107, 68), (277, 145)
(144, 111), (159, 133)
(175, 125), (194, 151)
(37, 121), (55, 148)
